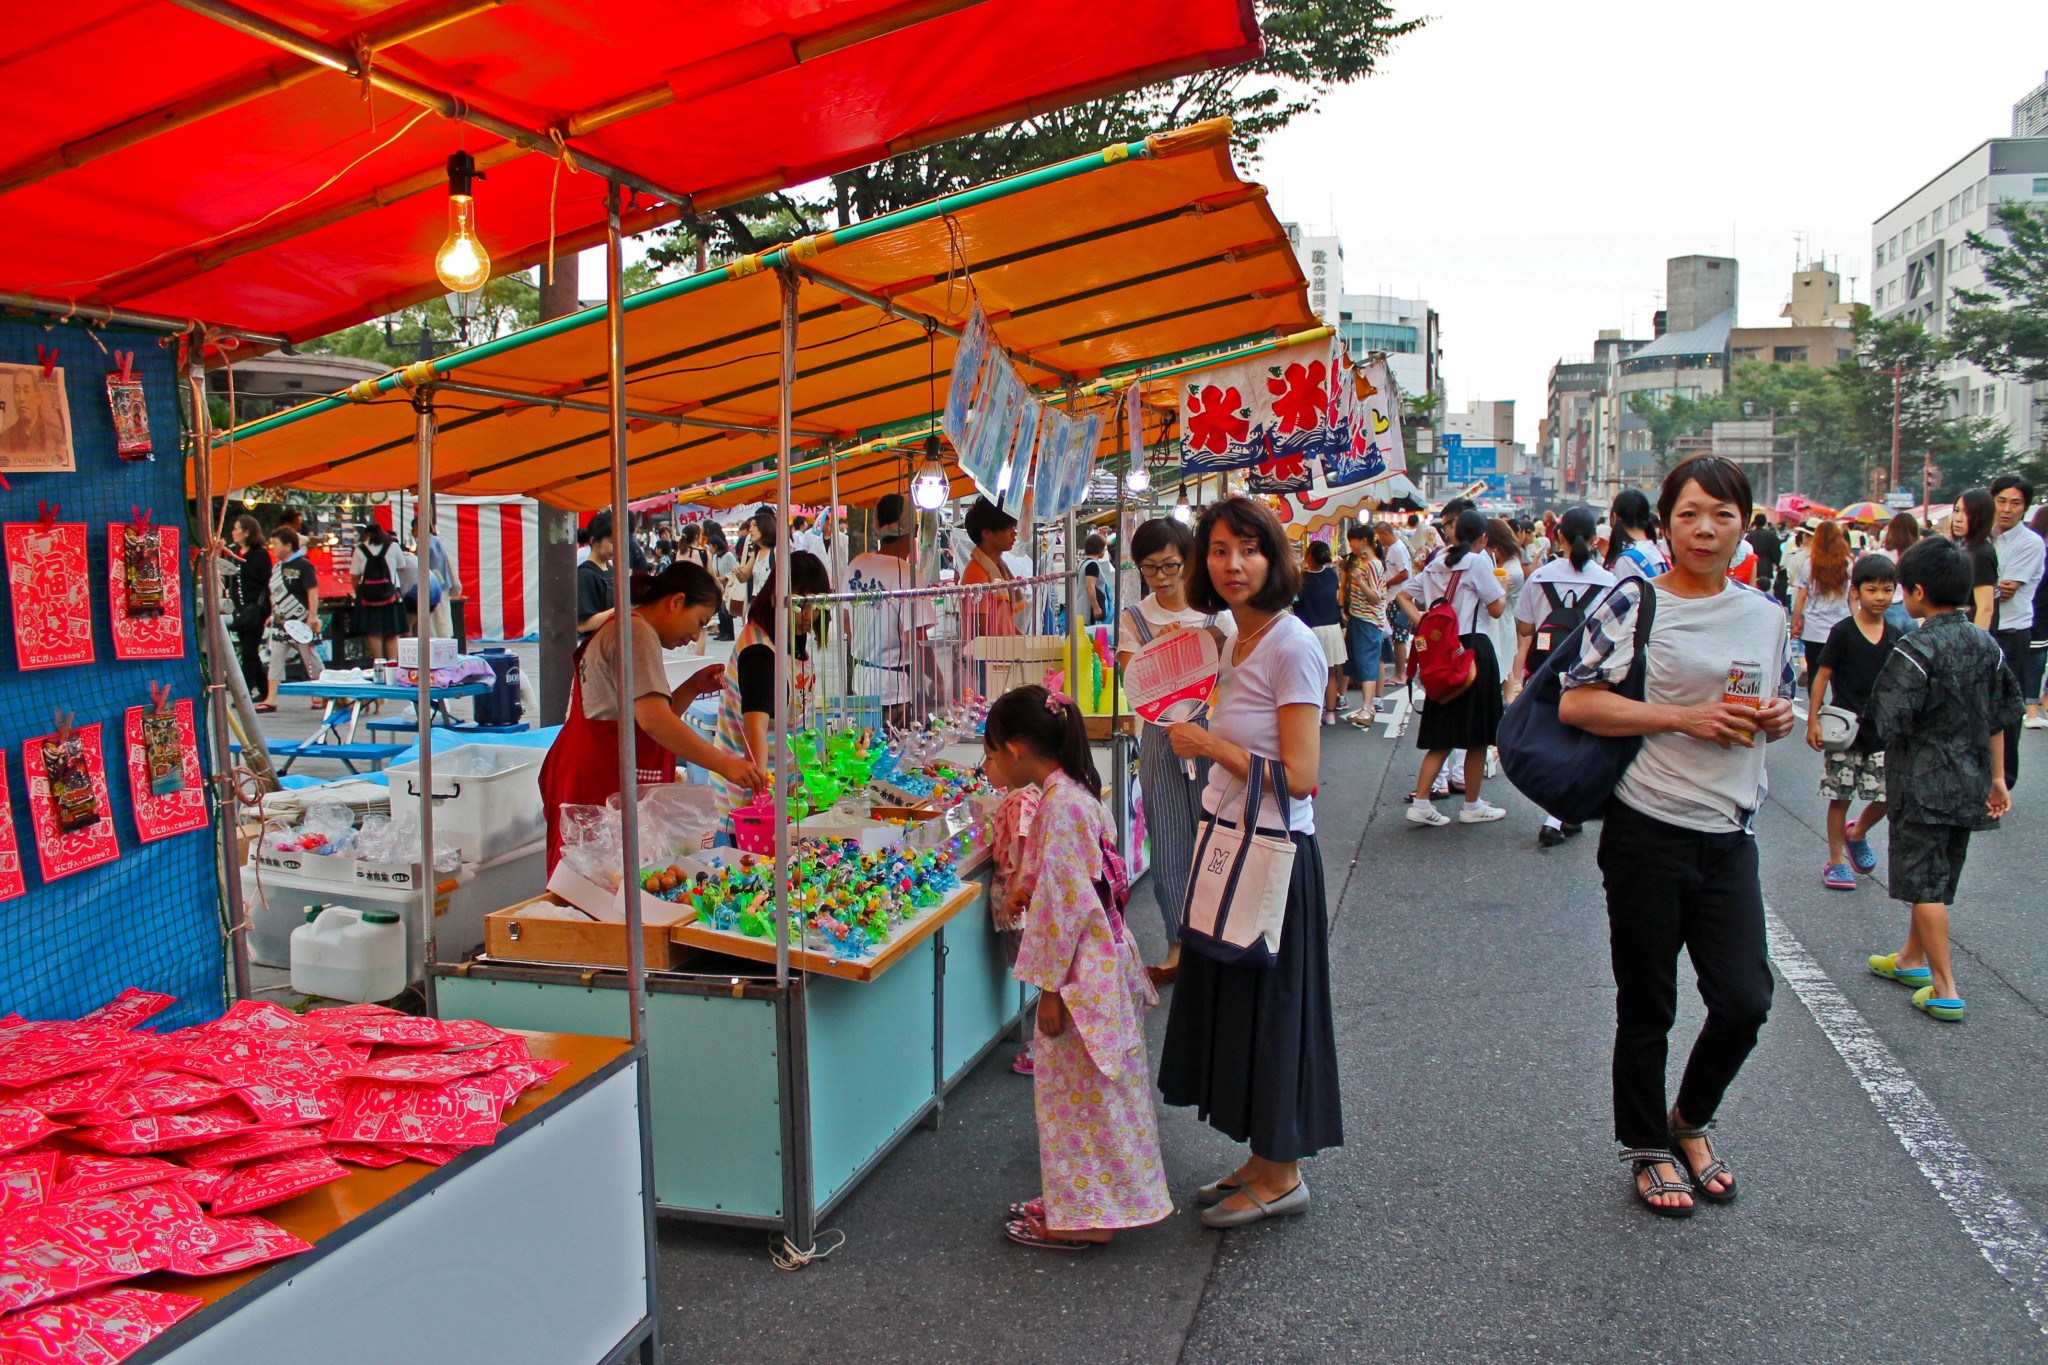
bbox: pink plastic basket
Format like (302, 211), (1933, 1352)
(730, 803), (776, 855)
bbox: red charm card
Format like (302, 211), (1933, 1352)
(3, 519), (93, 670)
(78, 989), (174, 1033)
(0, 1286), (203, 1363)
(0, 763), (23, 904)
(209, 1152), (348, 1215)
(124, 701), (205, 842)
(22, 724), (120, 881)
(106, 522), (183, 661)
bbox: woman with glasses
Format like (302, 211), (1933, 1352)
(1116, 517), (1233, 986)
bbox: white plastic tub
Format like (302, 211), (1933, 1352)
(385, 743), (544, 863)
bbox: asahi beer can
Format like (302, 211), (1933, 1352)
(1724, 660), (1764, 709)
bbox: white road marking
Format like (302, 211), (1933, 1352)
(1765, 908), (2048, 1336)
(1792, 703), (1808, 721)
(1378, 694), (1411, 740)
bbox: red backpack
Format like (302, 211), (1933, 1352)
(1408, 569), (1477, 703)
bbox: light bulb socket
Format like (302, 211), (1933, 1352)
(446, 150), (484, 197)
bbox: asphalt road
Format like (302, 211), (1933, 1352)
(649, 697), (2048, 1362)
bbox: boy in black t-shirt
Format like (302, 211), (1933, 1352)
(1806, 553), (1901, 890)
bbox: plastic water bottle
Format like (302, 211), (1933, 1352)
(290, 905), (407, 1003)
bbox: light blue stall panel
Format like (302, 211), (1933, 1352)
(436, 975), (786, 1220)
(938, 875), (1024, 1085)
(805, 940), (938, 1210)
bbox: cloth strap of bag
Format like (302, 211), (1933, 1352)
(1187, 753), (1289, 945)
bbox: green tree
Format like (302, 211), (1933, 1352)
(300, 273), (544, 366)
(1947, 201), (2048, 388)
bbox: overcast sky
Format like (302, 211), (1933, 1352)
(1255, 0), (2048, 445)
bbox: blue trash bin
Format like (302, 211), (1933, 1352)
(473, 648), (524, 726)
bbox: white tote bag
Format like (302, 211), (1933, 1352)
(1178, 756), (1296, 969)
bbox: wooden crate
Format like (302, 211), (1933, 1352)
(667, 882), (980, 984)
(484, 893), (692, 970)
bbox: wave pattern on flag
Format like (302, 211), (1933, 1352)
(1179, 339), (1356, 493)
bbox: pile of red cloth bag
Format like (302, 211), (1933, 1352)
(0, 990), (565, 1362)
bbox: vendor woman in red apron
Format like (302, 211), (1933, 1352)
(541, 561), (767, 872)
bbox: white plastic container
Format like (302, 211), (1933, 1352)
(384, 743), (544, 863)
(397, 636), (459, 670)
(291, 905), (407, 1003)
(243, 865), (471, 975)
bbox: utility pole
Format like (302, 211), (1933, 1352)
(1882, 361), (1912, 491)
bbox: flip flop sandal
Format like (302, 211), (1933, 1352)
(1668, 1112), (1736, 1205)
(1004, 1214), (1096, 1251)
(1621, 1149), (1696, 1219)
(254, 702), (277, 713)
(1007, 1198), (1045, 1220)
(1868, 954), (1932, 988)
(1911, 985), (1966, 1021)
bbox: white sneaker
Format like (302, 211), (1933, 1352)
(1406, 802), (1451, 827)
(1458, 801), (1507, 823)
(2026, 715), (2048, 730)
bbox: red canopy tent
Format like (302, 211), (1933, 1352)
(0, 0), (1261, 342)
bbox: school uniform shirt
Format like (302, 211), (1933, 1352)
(1996, 523), (2046, 634)
(1513, 557), (1617, 630)
(1611, 537), (1669, 583)
(1815, 615), (1902, 753)
(844, 551), (935, 705)
(1410, 551), (1507, 636)
(1562, 578), (1795, 833)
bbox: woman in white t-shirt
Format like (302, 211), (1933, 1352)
(1394, 510), (1509, 826)
(1790, 519), (1854, 666)
(1158, 497), (1339, 1231)
(1115, 518), (1233, 983)
(1511, 507), (1617, 846)
(1558, 456), (1795, 1220)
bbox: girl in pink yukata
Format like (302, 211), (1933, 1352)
(985, 684), (1173, 1251)
(987, 764), (1044, 1076)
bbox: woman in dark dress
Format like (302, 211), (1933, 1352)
(227, 514), (273, 708)
(1951, 487), (1999, 631)
(1158, 496), (1341, 1229)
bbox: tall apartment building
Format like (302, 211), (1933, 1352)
(1871, 137), (2048, 457)
(1547, 331), (1648, 497)
(2017, 70), (2048, 138)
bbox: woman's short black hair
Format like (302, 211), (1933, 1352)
(1129, 516), (1192, 565)
(1897, 536), (1972, 609)
(963, 497), (1017, 544)
(746, 551), (832, 631)
(1657, 454), (1753, 531)
(1186, 495), (1301, 614)
(1852, 552), (1897, 588)
(1307, 539), (1333, 567)
(629, 560), (720, 610)
(1083, 532), (1107, 558)
(268, 525), (300, 553)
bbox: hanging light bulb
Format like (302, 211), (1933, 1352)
(434, 151), (491, 294)
(911, 434), (950, 511)
(1124, 463), (1151, 495)
(1171, 482), (1194, 525)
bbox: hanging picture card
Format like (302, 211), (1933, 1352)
(22, 724), (120, 882)
(5, 517), (94, 670)
(0, 758), (25, 903)
(0, 356), (77, 474)
(125, 700), (205, 843)
(107, 520), (184, 661)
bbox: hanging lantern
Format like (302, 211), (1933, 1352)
(435, 151), (491, 293)
(911, 434), (950, 511)
(1171, 482), (1194, 525)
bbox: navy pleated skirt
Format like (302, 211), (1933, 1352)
(1158, 829), (1344, 1162)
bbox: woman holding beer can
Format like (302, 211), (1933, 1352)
(1556, 455), (1797, 1220)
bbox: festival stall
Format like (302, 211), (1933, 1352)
(211, 122), (1317, 1249)
(0, 0), (1269, 1344)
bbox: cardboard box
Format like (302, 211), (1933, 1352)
(253, 845), (357, 883)
(546, 858), (691, 925)
(397, 636), (459, 670)
(484, 893), (691, 969)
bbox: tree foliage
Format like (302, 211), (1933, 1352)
(1948, 201), (2048, 386)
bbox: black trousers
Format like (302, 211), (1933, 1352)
(1597, 800), (1774, 1150)
(1996, 630), (2028, 787)
(234, 626), (269, 700)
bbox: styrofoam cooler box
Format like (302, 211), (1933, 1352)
(397, 636), (459, 670)
(384, 744), (544, 863)
(245, 864), (470, 978)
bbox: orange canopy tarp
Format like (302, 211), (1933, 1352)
(212, 120), (1314, 509)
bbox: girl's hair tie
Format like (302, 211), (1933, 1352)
(1043, 689), (1075, 712)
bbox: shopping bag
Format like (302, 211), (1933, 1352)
(1177, 756), (1295, 969)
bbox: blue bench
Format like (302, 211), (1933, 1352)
(233, 739), (408, 775)
(364, 718), (530, 737)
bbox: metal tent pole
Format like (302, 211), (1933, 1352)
(828, 438), (848, 690)
(189, 355), (251, 1002)
(406, 400), (441, 1016)
(603, 180), (664, 1363)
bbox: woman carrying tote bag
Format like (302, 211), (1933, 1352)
(1159, 496), (1342, 1230)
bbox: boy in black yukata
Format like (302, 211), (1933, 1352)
(1805, 553), (1901, 890)
(1865, 537), (2024, 1023)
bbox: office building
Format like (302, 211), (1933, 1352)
(1871, 136), (2048, 457)
(2018, 70), (2048, 138)
(1283, 222), (1446, 445)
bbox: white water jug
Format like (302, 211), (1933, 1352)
(290, 904), (407, 1003)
